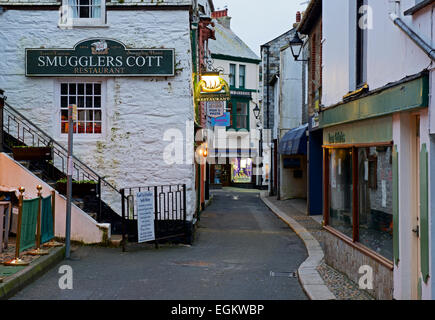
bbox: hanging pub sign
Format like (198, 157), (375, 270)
(195, 72), (230, 102)
(25, 39), (175, 77)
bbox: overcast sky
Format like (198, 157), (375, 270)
(212, 0), (309, 57)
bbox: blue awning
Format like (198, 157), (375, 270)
(278, 124), (308, 155)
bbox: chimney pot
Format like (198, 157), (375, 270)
(296, 11), (301, 23)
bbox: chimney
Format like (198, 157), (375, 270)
(293, 11), (301, 28)
(212, 8), (232, 29)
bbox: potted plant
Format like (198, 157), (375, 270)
(12, 145), (52, 161)
(56, 179), (98, 198)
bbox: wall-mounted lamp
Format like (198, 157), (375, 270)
(197, 144), (208, 158)
(289, 32), (309, 62)
(253, 103), (261, 120)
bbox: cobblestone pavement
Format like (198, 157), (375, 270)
(264, 196), (374, 300)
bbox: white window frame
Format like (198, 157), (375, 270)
(59, 0), (107, 28)
(54, 78), (106, 141)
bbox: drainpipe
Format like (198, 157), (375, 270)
(0, 89), (4, 152)
(389, 13), (435, 61)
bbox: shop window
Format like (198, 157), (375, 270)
(239, 65), (246, 89)
(328, 148), (354, 238)
(358, 146), (393, 261)
(325, 144), (394, 262)
(61, 0), (106, 26)
(229, 64), (236, 88)
(60, 82), (102, 135)
(231, 158), (252, 183)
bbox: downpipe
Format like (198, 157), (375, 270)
(389, 13), (435, 61)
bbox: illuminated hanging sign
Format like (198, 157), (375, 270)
(26, 39), (175, 77)
(195, 72), (230, 102)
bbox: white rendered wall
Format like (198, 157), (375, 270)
(279, 46), (303, 131)
(0, 153), (108, 244)
(322, 0), (432, 107)
(0, 9), (196, 219)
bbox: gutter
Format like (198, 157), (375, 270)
(389, 13), (435, 61)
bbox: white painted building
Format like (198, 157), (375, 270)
(0, 0), (215, 239)
(276, 43), (304, 200)
(320, 0), (434, 300)
(207, 9), (262, 188)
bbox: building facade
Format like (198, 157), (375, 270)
(0, 0), (215, 237)
(318, 0), (434, 300)
(207, 9), (261, 189)
(261, 29), (296, 196)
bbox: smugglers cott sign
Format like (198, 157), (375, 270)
(26, 39), (175, 77)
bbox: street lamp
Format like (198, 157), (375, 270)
(253, 103), (261, 120)
(252, 103), (263, 189)
(289, 32), (308, 62)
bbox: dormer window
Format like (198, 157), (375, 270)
(60, 0), (107, 27)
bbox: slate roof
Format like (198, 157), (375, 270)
(209, 20), (260, 63)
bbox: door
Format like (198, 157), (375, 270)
(221, 164), (231, 187)
(411, 115), (421, 299)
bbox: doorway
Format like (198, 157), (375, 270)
(411, 115), (421, 299)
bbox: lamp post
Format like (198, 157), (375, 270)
(253, 103), (263, 189)
(289, 32), (309, 62)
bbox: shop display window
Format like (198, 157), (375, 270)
(358, 146), (393, 260)
(231, 158), (252, 183)
(328, 148), (353, 238)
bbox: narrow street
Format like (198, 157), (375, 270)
(11, 189), (308, 300)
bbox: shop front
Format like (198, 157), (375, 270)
(322, 116), (395, 299)
(319, 72), (430, 300)
(210, 156), (254, 188)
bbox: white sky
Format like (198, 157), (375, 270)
(212, 0), (309, 56)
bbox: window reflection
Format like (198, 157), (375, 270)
(329, 148), (353, 238)
(358, 146), (393, 260)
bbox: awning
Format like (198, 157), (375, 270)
(278, 124), (308, 155)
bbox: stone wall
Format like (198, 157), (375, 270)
(0, 9), (197, 219)
(261, 29), (295, 133)
(322, 231), (393, 300)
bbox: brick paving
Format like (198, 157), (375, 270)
(264, 196), (374, 300)
(0, 237), (61, 281)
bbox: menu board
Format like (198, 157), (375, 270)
(136, 192), (155, 243)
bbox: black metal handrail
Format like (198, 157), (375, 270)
(2, 101), (121, 218)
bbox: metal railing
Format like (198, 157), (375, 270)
(120, 184), (187, 250)
(2, 101), (122, 220)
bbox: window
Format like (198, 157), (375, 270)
(358, 146), (393, 260)
(236, 102), (248, 129)
(61, 0), (106, 26)
(328, 148), (354, 239)
(239, 65), (246, 88)
(356, 0), (368, 88)
(60, 82), (102, 135)
(325, 144), (394, 262)
(228, 99), (249, 131)
(229, 64), (236, 88)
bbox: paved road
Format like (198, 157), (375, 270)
(12, 189), (308, 300)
